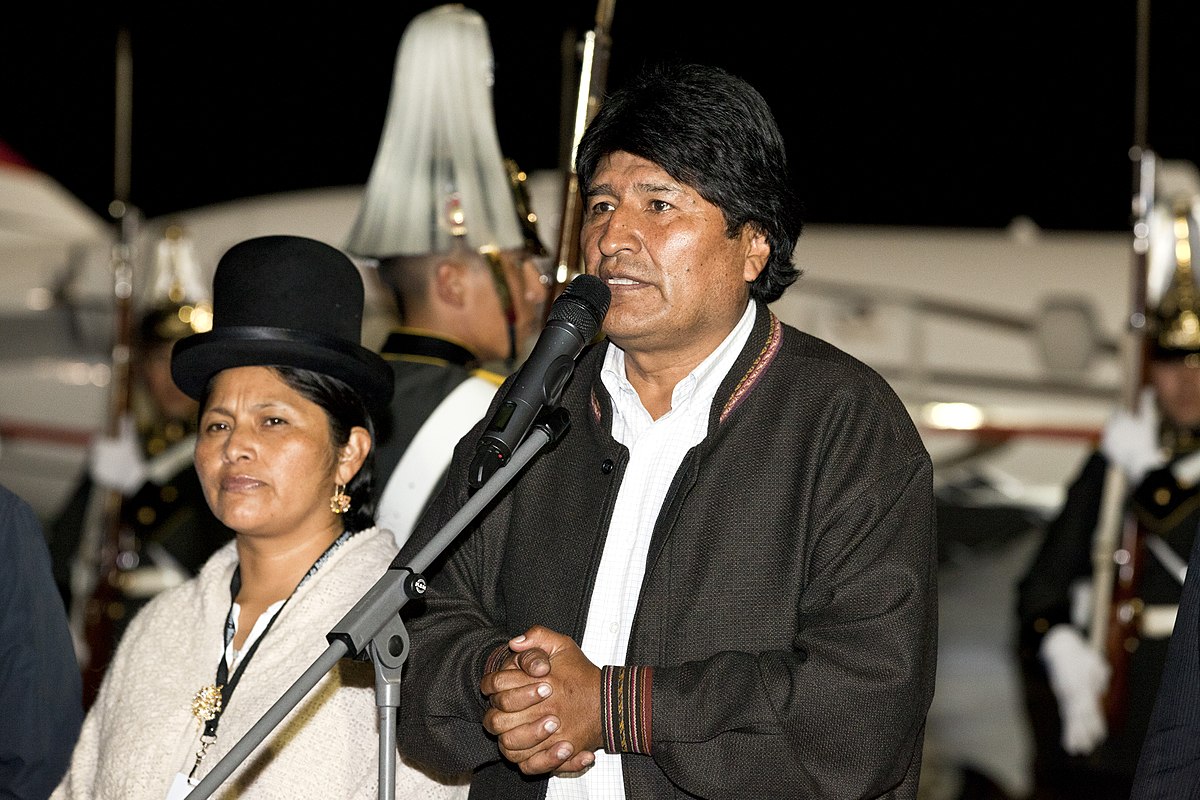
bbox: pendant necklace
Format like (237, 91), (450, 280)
(186, 529), (354, 785)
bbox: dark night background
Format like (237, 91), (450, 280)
(2, 2), (1195, 233)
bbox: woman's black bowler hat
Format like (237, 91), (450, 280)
(171, 235), (394, 416)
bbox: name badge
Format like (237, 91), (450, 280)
(166, 772), (195, 800)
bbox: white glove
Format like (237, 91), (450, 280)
(1040, 624), (1110, 755)
(88, 414), (147, 496)
(1100, 386), (1164, 484)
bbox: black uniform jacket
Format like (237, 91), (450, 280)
(1018, 451), (1200, 779)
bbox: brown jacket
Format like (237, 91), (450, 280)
(397, 304), (938, 799)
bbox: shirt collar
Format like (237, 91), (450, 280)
(601, 300), (757, 418)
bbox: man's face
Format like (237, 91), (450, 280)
(466, 248), (550, 364)
(502, 249), (553, 360)
(143, 340), (198, 422)
(579, 151), (768, 363)
(1151, 356), (1200, 429)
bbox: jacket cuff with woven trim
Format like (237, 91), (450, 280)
(600, 664), (653, 754)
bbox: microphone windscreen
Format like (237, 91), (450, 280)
(551, 274), (611, 339)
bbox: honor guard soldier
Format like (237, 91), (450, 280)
(48, 299), (233, 669)
(343, 4), (550, 546)
(1018, 180), (1200, 799)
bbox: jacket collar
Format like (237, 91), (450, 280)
(585, 300), (782, 429)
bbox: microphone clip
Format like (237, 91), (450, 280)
(467, 407), (571, 489)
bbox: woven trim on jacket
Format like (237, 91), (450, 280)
(721, 310), (781, 422)
(587, 310), (781, 428)
(600, 665), (652, 754)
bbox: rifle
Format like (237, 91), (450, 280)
(1088, 0), (1154, 729)
(77, 27), (140, 707)
(78, 202), (141, 707)
(547, 0), (616, 313)
(1089, 147), (1154, 730)
(1089, 152), (1154, 735)
(1099, 502), (1146, 733)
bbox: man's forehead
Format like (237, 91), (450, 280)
(589, 154), (686, 195)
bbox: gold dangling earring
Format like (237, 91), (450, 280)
(329, 484), (351, 514)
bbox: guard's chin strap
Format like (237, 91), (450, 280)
(481, 247), (518, 367)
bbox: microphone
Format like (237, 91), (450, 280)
(468, 274), (611, 488)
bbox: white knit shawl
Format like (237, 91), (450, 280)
(53, 526), (468, 800)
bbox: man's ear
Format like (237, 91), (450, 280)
(742, 227), (770, 283)
(433, 257), (468, 307)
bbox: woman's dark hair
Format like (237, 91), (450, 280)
(274, 367), (378, 532)
(200, 366), (379, 532)
(576, 61), (804, 304)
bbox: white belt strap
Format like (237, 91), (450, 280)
(144, 434), (197, 485)
(376, 375), (499, 549)
(1146, 532), (1188, 586)
(1137, 532), (1189, 639)
(1139, 604), (1178, 638)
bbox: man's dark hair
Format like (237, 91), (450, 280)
(575, 61), (803, 303)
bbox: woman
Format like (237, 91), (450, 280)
(53, 235), (466, 799)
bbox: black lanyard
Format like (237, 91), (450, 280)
(202, 529), (354, 740)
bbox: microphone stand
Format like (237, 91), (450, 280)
(187, 408), (572, 800)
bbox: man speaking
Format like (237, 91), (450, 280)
(395, 61), (938, 800)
